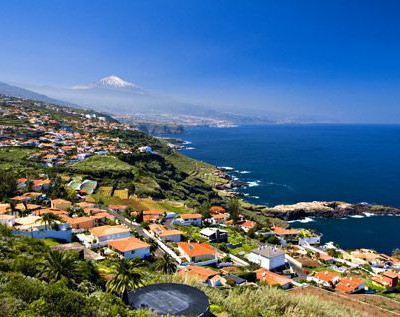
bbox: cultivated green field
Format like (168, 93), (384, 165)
(72, 155), (133, 173)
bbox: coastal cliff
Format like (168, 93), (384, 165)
(263, 201), (400, 220)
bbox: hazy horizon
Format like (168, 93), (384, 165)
(1, 1), (400, 123)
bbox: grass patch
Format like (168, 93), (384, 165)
(72, 155), (133, 173)
(40, 238), (60, 247)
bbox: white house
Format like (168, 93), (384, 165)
(107, 237), (151, 259)
(138, 146), (152, 153)
(173, 213), (202, 226)
(148, 224), (182, 242)
(307, 271), (341, 288)
(0, 215), (16, 227)
(247, 245), (286, 270)
(89, 225), (131, 248)
(177, 242), (217, 265)
(200, 227), (228, 243)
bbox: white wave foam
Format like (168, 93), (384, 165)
(363, 212), (375, 217)
(219, 166), (234, 171)
(288, 217), (315, 224)
(239, 171), (251, 174)
(247, 180), (261, 187)
(183, 141), (192, 145)
(349, 215), (364, 218)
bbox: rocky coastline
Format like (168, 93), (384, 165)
(262, 201), (400, 221)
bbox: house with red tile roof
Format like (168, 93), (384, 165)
(0, 215), (16, 227)
(34, 208), (69, 217)
(32, 179), (51, 191)
(178, 265), (218, 282)
(65, 216), (96, 230)
(256, 268), (293, 289)
(0, 203), (10, 215)
(89, 225), (131, 247)
(51, 199), (72, 211)
(335, 276), (365, 293)
(372, 271), (399, 289)
(237, 219), (256, 233)
(148, 223), (183, 242)
(174, 213), (202, 226)
(307, 271), (341, 288)
(272, 226), (299, 237)
(108, 205), (128, 213)
(143, 210), (164, 223)
(209, 206), (226, 214)
(210, 213), (229, 225)
(177, 242), (217, 264)
(107, 237), (150, 259)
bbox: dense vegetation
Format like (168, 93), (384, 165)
(0, 225), (148, 317)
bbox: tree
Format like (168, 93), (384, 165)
(0, 170), (17, 201)
(152, 253), (177, 274)
(38, 250), (78, 283)
(106, 258), (145, 298)
(228, 197), (240, 223)
(392, 248), (400, 259)
(37, 213), (62, 230)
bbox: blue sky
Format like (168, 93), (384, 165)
(1, 1), (400, 122)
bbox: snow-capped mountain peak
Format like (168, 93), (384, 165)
(72, 75), (142, 91)
(97, 75), (136, 88)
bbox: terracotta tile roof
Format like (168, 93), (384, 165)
(143, 215), (160, 222)
(212, 214), (228, 219)
(272, 226), (299, 236)
(15, 203), (41, 211)
(335, 276), (364, 293)
(107, 237), (149, 252)
(0, 203), (10, 215)
(318, 253), (334, 261)
(90, 225), (130, 238)
(238, 220), (256, 228)
(32, 179), (51, 186)
(383, 271), (398, 279)
(178, 265), (217, 281)
(256, 268), (293, 286)
(34, 208), (68, 216)
(92, 212), (114, 220)
(66, 216), (95, 225)
(180, 213), (202, 220)
(51, 198), (72, 205)
(83, 207), (104, 215)
(75, 202), (96, 208)
(149, 224), (182, 237)
(108, 205), (127, 210)
(209, 206), (226, 214)
(143, 210), (163, 215)
(313, 271), (341, 283)
(178, 242), (215, 257)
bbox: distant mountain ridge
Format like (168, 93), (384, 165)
(7, 75), (328, 124)
(0, 81), (74, 106)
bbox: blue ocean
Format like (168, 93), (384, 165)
(175, 125), (400, 253)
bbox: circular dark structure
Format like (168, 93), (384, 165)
(127, 283), (210, 316)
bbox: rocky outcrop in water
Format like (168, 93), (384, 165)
(263, 201), (400, 220)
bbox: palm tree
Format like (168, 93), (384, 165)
(106, 258), (145, 298)
(152, 253), (177, 274)
(37, 212), (62, 230)
(38, 250), (78, 283)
